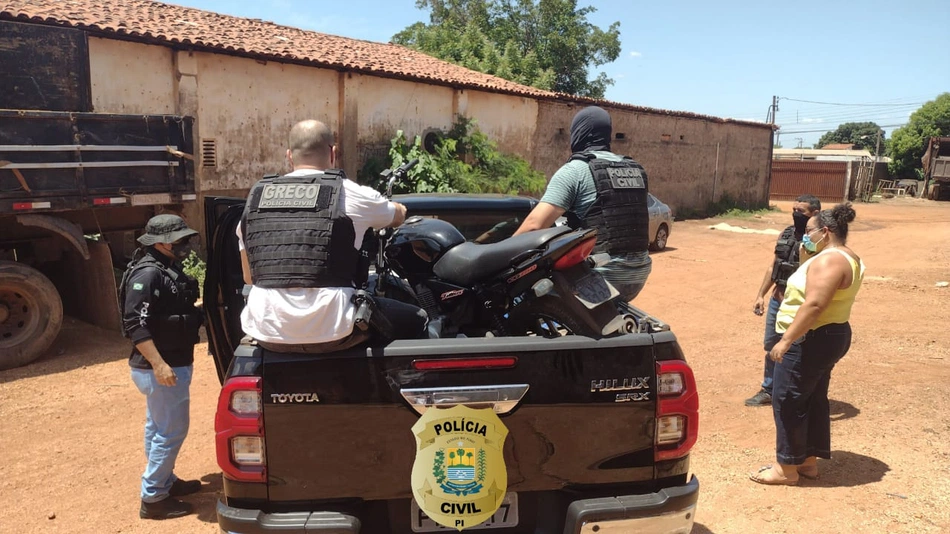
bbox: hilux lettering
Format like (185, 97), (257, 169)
(591, 377), (650, 392)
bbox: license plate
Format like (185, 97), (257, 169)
(411, 493), (519, 532)
(131, 193), (172, 206)
(573, 272), (619, 309)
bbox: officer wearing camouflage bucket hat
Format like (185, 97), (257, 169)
(120, 214), (204, 520)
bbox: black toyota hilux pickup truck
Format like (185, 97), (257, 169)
(203, 193), (700, 534)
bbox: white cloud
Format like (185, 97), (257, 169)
(801, 118), (824, 124)
(629, 51), (642, 58)
(616, 74), (626, 79)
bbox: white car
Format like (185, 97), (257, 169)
(647, 193), (673, 251)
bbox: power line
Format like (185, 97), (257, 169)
(775, 122), (907, 135)
(779, 96), (926, 107)
(776, 112), (915, 125)
(776, 105), (921, 122)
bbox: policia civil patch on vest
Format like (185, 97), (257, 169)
(258, 183), (327, 209)
(606, 166), (645, 189)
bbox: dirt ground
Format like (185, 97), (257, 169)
(2, 197), (949, 534)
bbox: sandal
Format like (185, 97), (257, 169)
(798, 465), (819, 480)
(749, 465), (799, 486)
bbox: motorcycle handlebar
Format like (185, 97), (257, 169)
(384, 158), (420, 198)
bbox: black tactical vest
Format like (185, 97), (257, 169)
(241, 170), (358, 289)
(119, 250), (202, 352)
(770, 225), (801, 288)
(567, 153), (650, 255)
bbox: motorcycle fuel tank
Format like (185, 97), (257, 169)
(385, 216), (465, 281)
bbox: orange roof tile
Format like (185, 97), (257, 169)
(820, 143), (856, 150)
(1, 0), (771, 128)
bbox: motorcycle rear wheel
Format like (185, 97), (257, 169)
(508, 296), (601, 338)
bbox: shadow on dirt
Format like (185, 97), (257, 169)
(829, 399), (861, 422)
(0, 316), (209, 384)
(809, 450), (890, 488)
(194, 472), (225, 524)
(650, 246), (679, 254)
(691, 522), (717, 533)
(0, 317), (128, 384)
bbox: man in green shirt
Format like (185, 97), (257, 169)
(514, 106), (652, 301)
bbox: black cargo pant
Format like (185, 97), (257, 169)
(258, 297), (428, 354)
(772, 322), (852, 465)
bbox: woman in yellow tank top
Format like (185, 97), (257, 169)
(750, 203), (865, 486)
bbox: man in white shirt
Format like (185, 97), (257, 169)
(236, 119), (427, 352)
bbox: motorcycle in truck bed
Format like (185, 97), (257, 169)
(203, 193), (700, 534)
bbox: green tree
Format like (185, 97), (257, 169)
(815, 122), (886, 155)
(888, 93), (950, 179)
(393, 0), (621, 98)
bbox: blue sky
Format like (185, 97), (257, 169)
(175, 0), (949, 148)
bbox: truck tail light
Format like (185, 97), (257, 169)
(553, 237), (596, 270)
(215, 376), (266, 482)
(412, 356), (518, 371)
(655, 360), (699, 461)
(92, 196), (128, 206)
(13, 201), (52, 210)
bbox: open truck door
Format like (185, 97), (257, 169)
(202, 196), (247, 384)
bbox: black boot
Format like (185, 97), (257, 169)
(170, 478), (202, 496)
(139, 497), (194, 520)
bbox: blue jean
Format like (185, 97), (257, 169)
(761, 297), (783, 393)
(772, 323), (852, 464)
(130, 365), (193, 503)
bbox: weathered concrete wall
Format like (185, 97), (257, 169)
(85, 35), (772, 221)
(194, 53), (340, 192)
(350, 73), (455, 179)
(87, 37), (176, 115)
(462, 91), (538, 159)
(533, 101), (772, 212)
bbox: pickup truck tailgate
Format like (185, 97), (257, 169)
(261, 334), (659, 503)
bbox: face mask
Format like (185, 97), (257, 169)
(801, 232), (824, 253)
(793, 212), (809, 235)
(171, 241), (194, 260)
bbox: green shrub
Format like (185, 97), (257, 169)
(361, 115), (547, 196)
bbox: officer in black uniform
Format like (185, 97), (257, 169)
(513, 105), (652, 302)
(746, 194), (822, 407)
(121, 214), (204, 519)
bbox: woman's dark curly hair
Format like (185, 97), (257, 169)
(815, 202), (857, 243)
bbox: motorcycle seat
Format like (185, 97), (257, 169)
(433, 226), (571, 286)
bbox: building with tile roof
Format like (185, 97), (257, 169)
(1, 0), (775, 216)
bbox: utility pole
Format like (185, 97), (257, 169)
(868, 129), (882, 199)
(766, 96), (779, 204)
(767, 95), (779, 124)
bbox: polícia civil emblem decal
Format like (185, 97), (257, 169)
(411, 405), (508, 531)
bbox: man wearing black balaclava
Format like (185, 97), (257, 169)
(514, 106), (652, 302)
(745, 194), (821, 407)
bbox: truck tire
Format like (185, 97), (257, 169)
(510, 296), (601, 338)
(0, 261), (64, 371)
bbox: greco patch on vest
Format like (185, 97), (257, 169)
(259, 183), (322, 209)
(606, 166), (645, 189)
